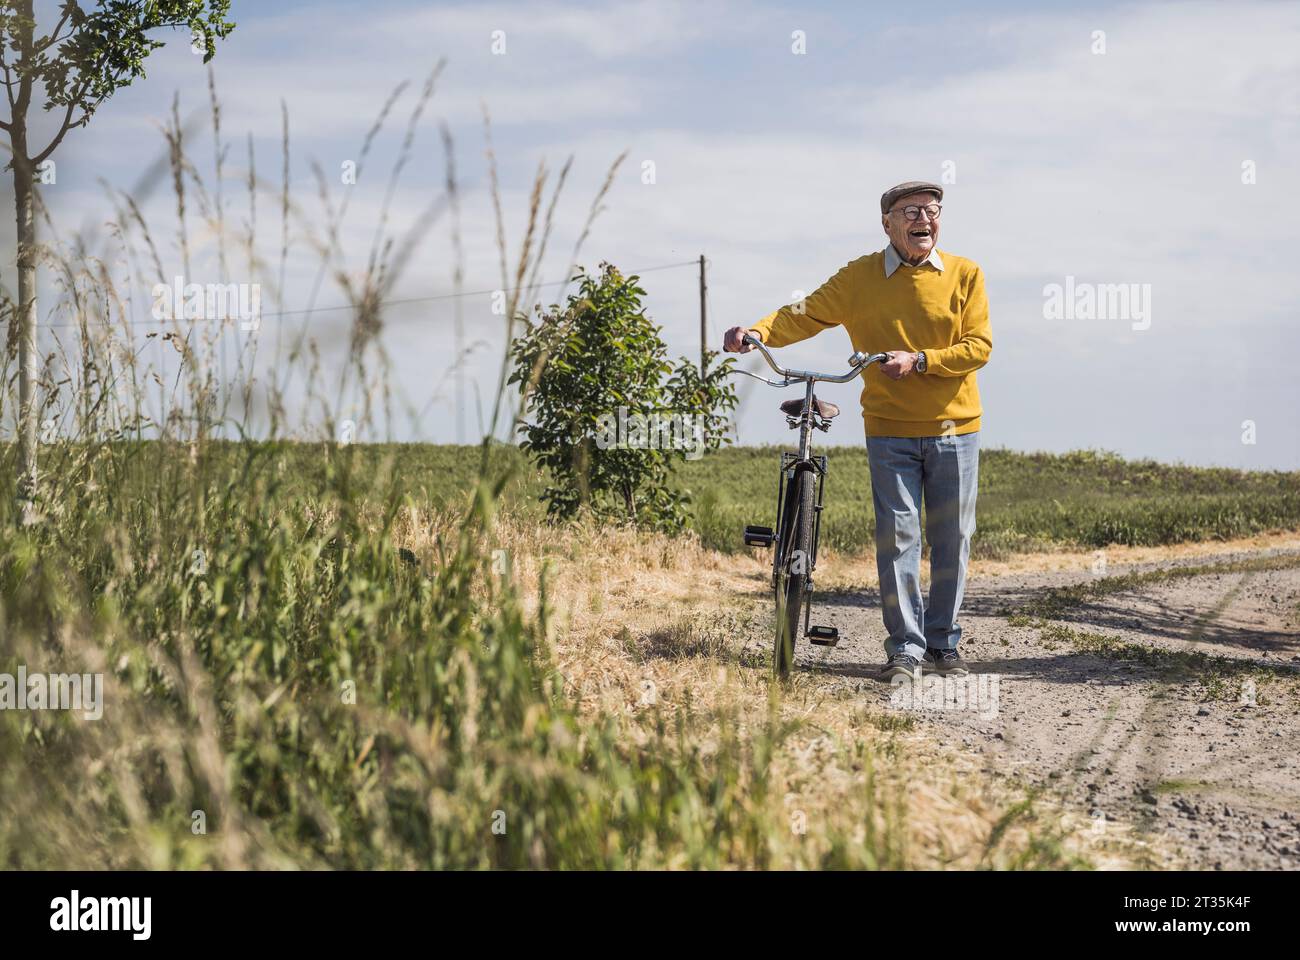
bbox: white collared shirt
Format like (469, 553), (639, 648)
(883, 244), (944, 278)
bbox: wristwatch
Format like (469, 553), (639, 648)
(915, 351), (928, 373)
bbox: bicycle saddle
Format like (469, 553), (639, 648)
(780, 396), (840, 419)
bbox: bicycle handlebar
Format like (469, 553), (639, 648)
(739, 333), (889, 385)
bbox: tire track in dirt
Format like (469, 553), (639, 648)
(1098, 572), (1249, 855)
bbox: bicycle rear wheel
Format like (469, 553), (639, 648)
(774, 466), (815, 678)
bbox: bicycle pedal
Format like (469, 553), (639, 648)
(807, 625), (839, 646)
(743, 525), (775, 547)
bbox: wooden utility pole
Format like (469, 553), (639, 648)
(698, 253), (707, 376)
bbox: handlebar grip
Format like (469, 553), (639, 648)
(742, 333), (759, 346)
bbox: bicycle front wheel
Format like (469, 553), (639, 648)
(774, 466), (815, 678)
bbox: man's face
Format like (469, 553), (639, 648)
(882, 191), (941, 263)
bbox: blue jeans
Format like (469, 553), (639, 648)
(865, 432), (979, 660)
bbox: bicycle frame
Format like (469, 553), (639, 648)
(735, 335), (890, 664)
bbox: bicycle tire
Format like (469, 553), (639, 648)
(774, 466), (815, 678)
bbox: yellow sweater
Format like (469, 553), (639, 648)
(749, 249), (992, 438)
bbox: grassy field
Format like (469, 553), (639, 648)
(294, 442), (1300, 559)
(686, 446), (1300, 557)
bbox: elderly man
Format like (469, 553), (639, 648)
(723, 180), (991, 681)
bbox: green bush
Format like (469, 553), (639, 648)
(508, 263), (736, 530)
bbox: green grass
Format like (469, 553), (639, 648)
(296, 443), (1300, 560)
(686, 446), (1300, 557)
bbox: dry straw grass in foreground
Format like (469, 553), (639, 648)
(395, 508), (1173, 869)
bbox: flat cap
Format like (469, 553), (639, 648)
(880, 180), (943, 214)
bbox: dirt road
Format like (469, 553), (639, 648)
(783, 541), (1300, 869)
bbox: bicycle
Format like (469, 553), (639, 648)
(734, 333), (889, 677)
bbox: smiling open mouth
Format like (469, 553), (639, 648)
(909, 228), (932, 241)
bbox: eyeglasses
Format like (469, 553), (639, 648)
(891, 203), (942, 221)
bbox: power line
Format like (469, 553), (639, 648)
(41, 258), (701, 329)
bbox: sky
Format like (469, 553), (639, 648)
(3, 0), (1299, 468)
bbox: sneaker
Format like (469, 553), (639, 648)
(880, 653), (922, 682)
(924, 647), (969, 676)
